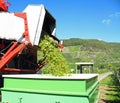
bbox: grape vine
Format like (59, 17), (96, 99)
(39, 35), (71, 76)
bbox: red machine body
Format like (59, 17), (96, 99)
(0, 0), (45, 73)
(0, 0), (10, 11)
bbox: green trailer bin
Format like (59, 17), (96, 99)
(1, 74), (99, 103)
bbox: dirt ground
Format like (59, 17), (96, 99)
(98, 85), (108, 103)
(98, 85), (120, 103)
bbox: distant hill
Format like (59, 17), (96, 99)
(62, 38), (120, 72)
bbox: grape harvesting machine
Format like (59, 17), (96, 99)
(0, 1), (99, 103)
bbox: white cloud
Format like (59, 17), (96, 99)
(102, 19), (111, 25)
(109, 12), (120, 18)
(102, 11), (120, 25)
(97, 38), (102, 41)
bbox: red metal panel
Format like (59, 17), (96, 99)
(14, 12), (31, 44)
(0, 0), (10, 11)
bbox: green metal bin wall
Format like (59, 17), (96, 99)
(1, 74), (99, 103)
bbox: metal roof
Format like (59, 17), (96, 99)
(75, 62), (94, 66)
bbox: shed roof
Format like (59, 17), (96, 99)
(75, 62), (94, 66)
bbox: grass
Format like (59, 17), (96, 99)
(100, 74), (114, 86)
(106, 86), (120, 101)
(68, 45), (81, 52)
(100, 74), (120, 103)
(97, 68), (109, 74)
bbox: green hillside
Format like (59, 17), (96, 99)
(62, 38), (120, 73)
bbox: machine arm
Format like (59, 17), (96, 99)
(0, 11), (37, 73)
(0, 42), (26, 71)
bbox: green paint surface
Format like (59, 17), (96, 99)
(1, 74), (99, 103)
(3, 78), (87, 95)
(2, 91), (89, 103)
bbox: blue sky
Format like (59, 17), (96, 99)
(8, 0), (120, 42)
